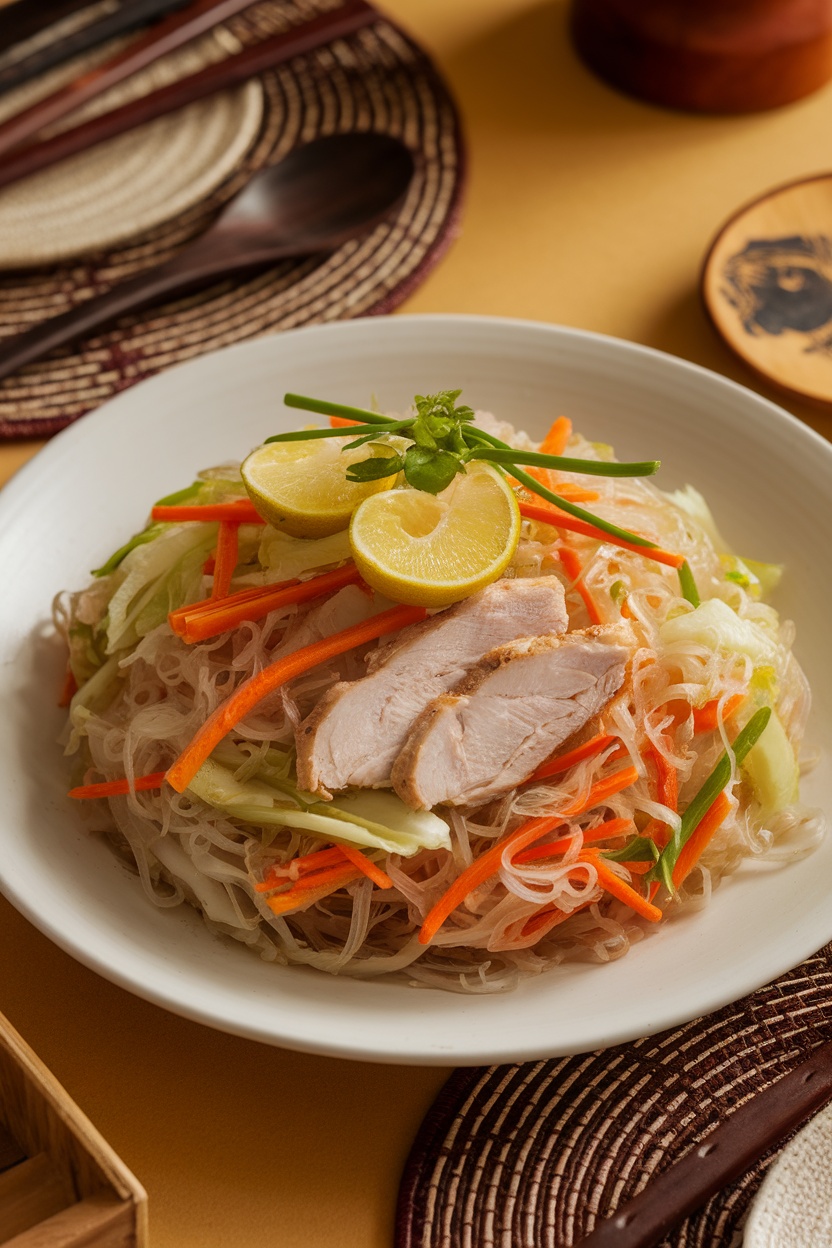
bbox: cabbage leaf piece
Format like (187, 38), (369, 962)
(188, 757), (450, 857)
(659, 598), (778, 666)
(667, 486), (782, 600)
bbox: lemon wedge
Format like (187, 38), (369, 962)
(349, 462), (521, 607)
(241, 436), (398, 538)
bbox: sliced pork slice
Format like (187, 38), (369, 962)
(295, 577), (568, 796)
(391, 628), (630, 810)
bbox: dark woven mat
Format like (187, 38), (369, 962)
(397, 945), (832, 1248)
(0, 0), (464, 438)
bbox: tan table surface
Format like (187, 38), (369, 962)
(2, 2), (832, 1244)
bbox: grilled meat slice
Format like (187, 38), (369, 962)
(295, 577), (568, 796)
(391, 628), (630, 809)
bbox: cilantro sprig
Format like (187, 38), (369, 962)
(274, 389), (662, 548)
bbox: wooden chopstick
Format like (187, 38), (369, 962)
(0, 0), (194, 97)
(573, 1034), (832, 1248)
(0, 0), (259, 160)
(0, 0), (93, 54)
(0, 0), (379, 194)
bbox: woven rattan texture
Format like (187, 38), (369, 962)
(396, 945), (832, 1248)
(0, 0), (464, 438)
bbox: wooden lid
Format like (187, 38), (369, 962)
(702, 173), (832, 408)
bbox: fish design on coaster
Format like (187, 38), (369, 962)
(720, 234), (832, 357)
(702, 173), (832, 407)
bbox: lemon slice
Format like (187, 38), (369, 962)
(349, 462), (521, 607)
(241, 436), (398, 538)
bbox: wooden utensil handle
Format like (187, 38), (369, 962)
(574, 1036), (832, 1248)
(0, 0), (93, 53)
(0, 0), (378, 193)
(0, 245), (273, 383)
(0, 0), (257, 159)
(0, 0), (195, 97)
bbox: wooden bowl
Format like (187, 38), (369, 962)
(570, 0), (832, 113)
(702, 173), (832, 408)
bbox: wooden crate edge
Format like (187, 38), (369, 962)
(0, 1009), (147, 1241)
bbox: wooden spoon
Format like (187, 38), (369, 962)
(0, 132), (414, 384)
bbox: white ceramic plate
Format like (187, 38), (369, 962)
(1, 315), (830, 1065)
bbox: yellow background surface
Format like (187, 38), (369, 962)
(2, 2), (831, 1244)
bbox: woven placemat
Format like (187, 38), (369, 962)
(397, 945), (832, 1248)
(0, 0), (465, 438)
(0, 24), (264, 266)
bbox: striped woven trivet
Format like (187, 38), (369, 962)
(396, 944), (832, 1248)
(0, 0), (464, 438)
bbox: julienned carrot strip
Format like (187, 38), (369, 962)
(167, 604), (427, 794)
(170, 565), (361, 643)
(583, 855), (662, 922)
(337, 843), (393, 890)
(671, 792), (732, 888)
(255, 846), (346, 892)
(171, 564), (357, 621)
(519, 501), (685, 570)
(418, 815), (562, 945)
(522, 896), (595, 939)
(650, 739), (678, 810)
(58, 667), (77, 708)
(641, 817), (666, 846)
(559, 546), (604, 625)
(517, 417), (595, 503)
(329, 415), (361, 427)
(266, 865), (362, 916)
(518, 468), (599, 504)
(211, 522), (240, 601)
(540, 416), (573, 456)
(645, 736), (678, 848)
(559, 765), (639, 817)
(170, 576), (301, 623)
(259, 842), (393, 897)
(151, 500), (264, 524)
(418, 766), (639, 944)
(512, 817), (634, 864)
(693, 694), (745, 735)
(267, 862), (358, 898)
(69, 772), (166, 800)
(528, 732), (616, 783)
(544, 482), (600, 503)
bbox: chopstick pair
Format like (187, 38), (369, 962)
(0, 0), (379, 194)
(0, 0), (267, 156)
(0, 0), (195, 97)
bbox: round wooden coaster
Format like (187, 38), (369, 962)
(396, 945), (832, 1248)
(702, 173), (832, 409)
(0, 0), (465, 439)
